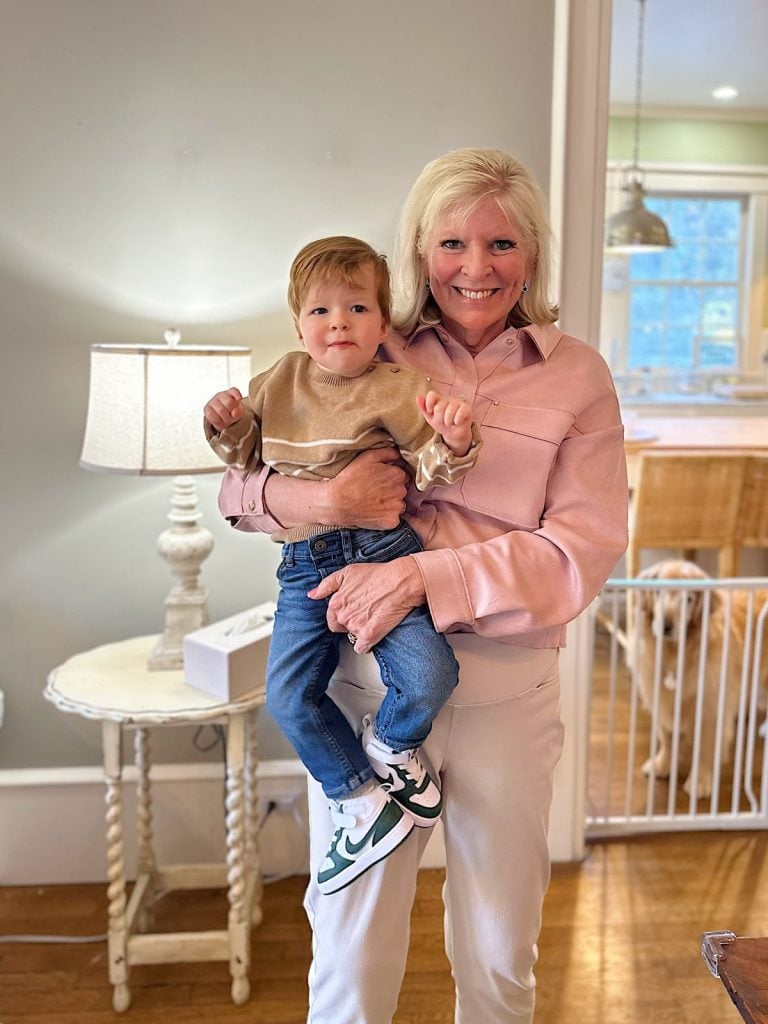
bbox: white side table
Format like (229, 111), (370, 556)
(44, 635), (266, 1013)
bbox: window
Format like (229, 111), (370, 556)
(627, 195), (743, 372)
(601, 165), (768, 400)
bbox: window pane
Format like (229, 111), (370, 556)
(699, 339), (737, 369)
(630, 285), (665, 323)
(666, 243), (703, 280)
(700, 286), (739, 332)
(628, 325), (666, 368)
(702, 243), (738, 281)
(667, 286), (701, 326)
(628, 248), (666, 280)
(703, 199), (741, 242)
(618, 193), (746, 377)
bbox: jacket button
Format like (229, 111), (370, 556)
(390, 366), (400, 373)
(248, 499), (256, 511)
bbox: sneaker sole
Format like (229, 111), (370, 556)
(317, 816), (415, 896)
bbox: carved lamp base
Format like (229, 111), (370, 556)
(148, 475), (214, 672)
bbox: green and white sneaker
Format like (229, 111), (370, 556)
(362, 715), (443, 827)
(317, 785), (413, 896)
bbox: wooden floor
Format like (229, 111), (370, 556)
(1, 829), (766, 1023)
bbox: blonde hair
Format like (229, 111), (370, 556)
(287, 236), (391, 328)
(391, 148), (558, 336)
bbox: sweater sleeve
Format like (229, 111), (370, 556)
(384, 377), (482, 491)
(404, 421), (483, 491)
(204, 406), (260, 468)
(412, 387), (628, 639)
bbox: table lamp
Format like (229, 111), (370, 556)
(80, 329), (252, 670)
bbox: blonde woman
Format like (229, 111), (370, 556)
(212, 148), (628, 1024)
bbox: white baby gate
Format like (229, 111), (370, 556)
(587, 576), (768, 837)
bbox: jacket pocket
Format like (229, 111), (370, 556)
(460, 404), (575, 526)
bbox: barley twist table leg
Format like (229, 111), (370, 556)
(103, 720), (131, 1013)
(134, 727), (156, 931)
(244, 709), (264, 927)
(225, 712), (251, 1005)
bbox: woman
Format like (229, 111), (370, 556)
(212, 148), (628, 1023)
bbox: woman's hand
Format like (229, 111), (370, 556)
(328, 449), (409, 530)
(308, 555), (426, 653)
(204, 387), (245, 432)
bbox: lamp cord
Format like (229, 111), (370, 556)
(631, 0), (646, 171)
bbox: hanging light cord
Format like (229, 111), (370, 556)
(631, 0), (646, 171)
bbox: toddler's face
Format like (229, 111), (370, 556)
(297, 263), (386, 377)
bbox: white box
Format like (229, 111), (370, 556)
(183, 602), (276, 701)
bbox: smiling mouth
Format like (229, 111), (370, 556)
(454, 287), (498, 300)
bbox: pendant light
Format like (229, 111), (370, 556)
(604, 0), (673, 253)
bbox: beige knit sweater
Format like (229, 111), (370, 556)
(205, 352), (481, 541)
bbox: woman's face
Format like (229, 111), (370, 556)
(423, 195), (532, 352)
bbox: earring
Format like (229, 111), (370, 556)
(522, 281), (529, 293)
(425, 279), (431, 290)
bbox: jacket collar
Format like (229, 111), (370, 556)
(405, 320), (563, 362)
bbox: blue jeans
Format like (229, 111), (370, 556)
(265, 521), (459, 800)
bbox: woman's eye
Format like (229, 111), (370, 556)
(493, 239), (516, 251)
(350, 304), (368, 313)
(440, 239), (463, 250)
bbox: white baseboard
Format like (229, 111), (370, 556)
(0, 759), (450, 886)
(0, 759), (311, 886)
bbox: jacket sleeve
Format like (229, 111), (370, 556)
(217, 462), (284, 533)
(412, 386), (628, 639)
(208, 369), (285, 533)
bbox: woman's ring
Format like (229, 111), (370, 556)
(347, 633), (357, 645)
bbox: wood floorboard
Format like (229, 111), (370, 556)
(3, 639), (765, 1022)
(2, 830), (765, 1023)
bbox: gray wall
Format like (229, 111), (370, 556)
(0, 0), (555, 769)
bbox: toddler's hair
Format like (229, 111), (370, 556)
(287, 236), (390, 327)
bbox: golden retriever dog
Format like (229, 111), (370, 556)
(634, 559), (768, 800)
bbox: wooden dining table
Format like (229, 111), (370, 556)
(623, 414), (768, 489)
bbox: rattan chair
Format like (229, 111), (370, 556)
(627, 451), (749, 578)
(598, 451), (750, 654)
(722, 454), (768, 575)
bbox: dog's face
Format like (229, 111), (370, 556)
(637, 560), (710, 643)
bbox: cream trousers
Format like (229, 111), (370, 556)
(303, 634), (564, 1024)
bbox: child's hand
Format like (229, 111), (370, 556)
(417, 390), (473, 456)
(204, 387), (246, 431)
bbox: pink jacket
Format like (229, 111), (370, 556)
(218, 322), (628, 648)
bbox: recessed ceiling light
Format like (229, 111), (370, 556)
(712, 85), (739, 101)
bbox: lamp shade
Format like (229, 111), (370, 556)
(80, 343), (252, 474)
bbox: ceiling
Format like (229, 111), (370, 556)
(609, 0), (768, 117)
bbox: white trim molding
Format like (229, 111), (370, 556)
(610, 104), (768, 124)
(546, 0), (613, 862)
(0, 759), (309, 886)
